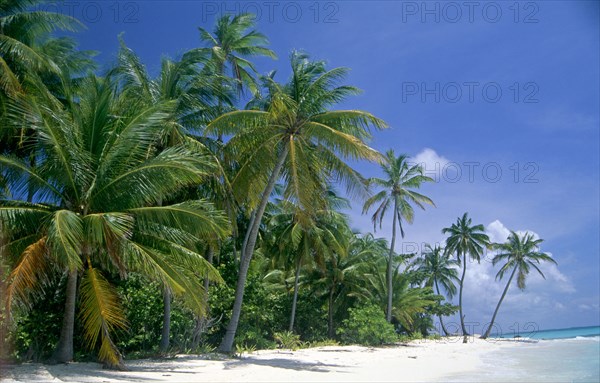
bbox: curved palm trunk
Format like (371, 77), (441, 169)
(289, 256), (302, 332)
(327, 286), (335, 338)
(386, 200), (398, 322)
(159, 288), (171, 353)
(482, 266), (517, 339)
(434, 280), (450, 336)
(458, 252), (468, 337)
(219, 146), (289, 353)
(52, 269), (78, 363)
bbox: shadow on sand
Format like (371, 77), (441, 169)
(224, 356), (348, 373)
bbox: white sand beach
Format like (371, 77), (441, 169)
(0, 337), (521, 382)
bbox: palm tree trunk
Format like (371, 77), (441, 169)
(52, 269), (78, 363)
(191, 246), (215, 350)
(27, 153), (35, 203)
(0, 224), (10, 359)
(386, 199), (398, 322)
(159, 288), (171, 353)
(482, 267), (517, 339)
(458, 252), (468, 337)
(203, 245), (214, 295)
(434, 280), (450, 336)
(289, 256), (302, 332)
(219, 145), (289, 353)
(328, 287), (335, 338)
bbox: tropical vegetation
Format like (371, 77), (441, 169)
(0, 6), (558, 368)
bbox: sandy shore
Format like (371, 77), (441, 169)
(0, 337), (520, 382)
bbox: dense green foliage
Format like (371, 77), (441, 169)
(338, 304), (398, 346)
(0, 4), (557, 367)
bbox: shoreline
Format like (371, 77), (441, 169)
(0, 337), (520, 382)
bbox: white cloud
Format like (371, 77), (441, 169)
(487, 220), (511, 243)
(484, 220), (575, 294)
(409, 148), (450, 182)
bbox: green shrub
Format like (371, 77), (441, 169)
(398, 331), (424, 343)
(304, 339), (339, 348)
(274, 331), (302, 350)
(338, 304), (397, 346)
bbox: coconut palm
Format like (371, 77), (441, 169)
(412, 244), (458, 335)
(0, 0), (82, 96)
(481, 231), (556, 339)
(357, 251), (436, 332)
(309, 227), (369, 338)
(0, 74), (229, 367)
(265, 196), (348, 331)
(194, 12), (276, 97)
(111, 37), (233, 353)
(442, 213), (490, 337)
(207, 51), (386, 352)
(362, 150), (435, 322)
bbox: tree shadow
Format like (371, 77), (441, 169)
(224, 356), (348, 373)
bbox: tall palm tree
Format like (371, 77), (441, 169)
(442, 213), (490, 337)
(412, 244), (458, 335)
(481, 231), (556, 339)
(191, 12), (277, 263)
(112, 37), (216, 353)
(1, 74), (229, 367)
(362, 150), (434, 322)
(195, 13), (276, 97)
(208, 51), (387, 351)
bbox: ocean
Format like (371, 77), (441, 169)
(446, 326), (600, 382)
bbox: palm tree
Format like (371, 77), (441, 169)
(191, 12), (277, 263)
(363, 150), (434, 322)
(207, 51), (386, 352)
(265, 197), (347, 332)
(481, 231), (557, 339)
(412, 245), (458, 335)
(1, 74), (229, 367)
(309, 227), (370, 338)
(0, 0), (82, 96)
(194, 13), (276, 97)
(112, 36), (231, 353)
(357, 250), (436, 333)
(442, 213), (490, 337)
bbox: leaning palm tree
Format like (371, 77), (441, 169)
(481, 231), (557, 339)
(442, 213), (490, 337)
(362, 150), (434, 322)
(1, 74), (229, 367)
(208, 51), (387, 351)
(412, 245), (458, 335)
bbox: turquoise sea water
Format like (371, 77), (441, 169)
(494, 325), (600, 340)
(446, 326), (600, 382)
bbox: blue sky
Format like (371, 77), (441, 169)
(55, 0), (599, 333)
